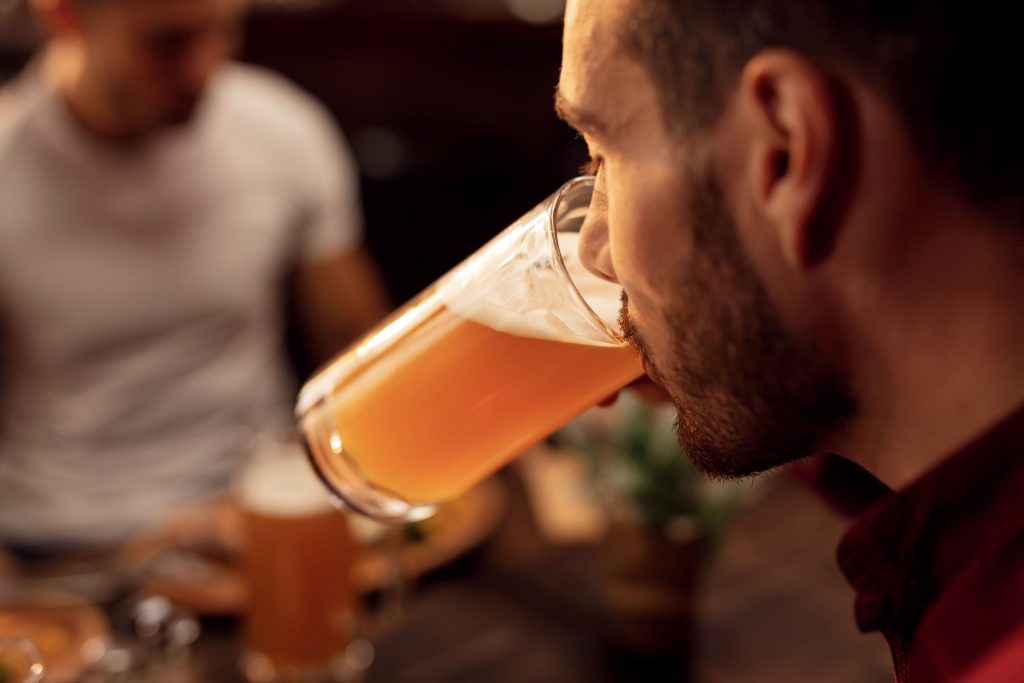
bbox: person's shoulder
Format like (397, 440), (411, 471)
(0, 74), (48, 188)
(0, 74), (39, 152)
(210, 63), (340, 148)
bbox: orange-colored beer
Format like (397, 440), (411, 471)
(244, 508), (355, 667)
(304, 305), (643, 503)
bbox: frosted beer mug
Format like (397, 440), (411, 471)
(297, 177), (644, 522)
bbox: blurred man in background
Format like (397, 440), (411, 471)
(0, 0), (390, 558)
(565, 0), (1024, 681)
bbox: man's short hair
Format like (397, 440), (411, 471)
(622, 0), (1023, 213)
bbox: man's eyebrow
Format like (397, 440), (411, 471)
(554, 88), (609, 137)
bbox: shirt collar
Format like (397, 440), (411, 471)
(838, 403), (1024, 634)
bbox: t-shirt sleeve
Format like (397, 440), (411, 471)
(295, 107), (365, 264)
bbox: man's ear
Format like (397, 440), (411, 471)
(733, 48), (856, 269)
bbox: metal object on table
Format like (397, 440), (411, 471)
(79, 596), (203, 683)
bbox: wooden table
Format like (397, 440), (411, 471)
(325, 472), (893, 683)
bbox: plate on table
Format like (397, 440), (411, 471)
(0, 593), (109, 683)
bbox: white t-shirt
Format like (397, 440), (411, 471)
(0, 63), (364, 547)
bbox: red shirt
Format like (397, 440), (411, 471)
(955, 624), (1024, 683)
(837, 405), (1024, 682)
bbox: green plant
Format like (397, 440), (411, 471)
(559, 392), (739, 540)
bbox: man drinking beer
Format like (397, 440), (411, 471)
(561, 1), (1024, 681)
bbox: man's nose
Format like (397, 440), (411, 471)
(577, 186), (618, 283)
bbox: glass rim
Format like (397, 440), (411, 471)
(547, 175), (624, 345)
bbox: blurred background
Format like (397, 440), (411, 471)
(2, 0), (587, 304)
(0, 1), (892, 682)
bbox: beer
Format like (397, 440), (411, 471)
(302, 228), (643, 505)
(239, 449), (355, 673)
(304, 301), (642, 504)
(298, 177), (643, 520)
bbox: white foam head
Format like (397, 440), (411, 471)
(558, 232), (623, 332)
(298, 220), (628, 416)
(441, 230), (625, 346)
(237, 440), (334, 517)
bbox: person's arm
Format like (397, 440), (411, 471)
(285, 96), (392, 367)
(290, 247), (391, 367)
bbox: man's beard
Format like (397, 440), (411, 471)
(619, 162), (856, 479)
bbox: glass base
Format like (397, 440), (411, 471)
(301, 430), (440, 525)
(241, 641), (374, 683)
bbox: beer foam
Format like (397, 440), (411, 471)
(237, 442), (334, 517)
(560, 233), (624, 333)
(441, 231), (625, 346)
(297, 226), (629, 416)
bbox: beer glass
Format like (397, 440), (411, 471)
(297, 177), (643, 523)
(239, 437), (358, 682)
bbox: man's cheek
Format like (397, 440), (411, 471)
(611, 227), (671, 306)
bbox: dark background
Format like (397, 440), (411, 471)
(242, 2), (587, 303)
(243, 2), (591, 380)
